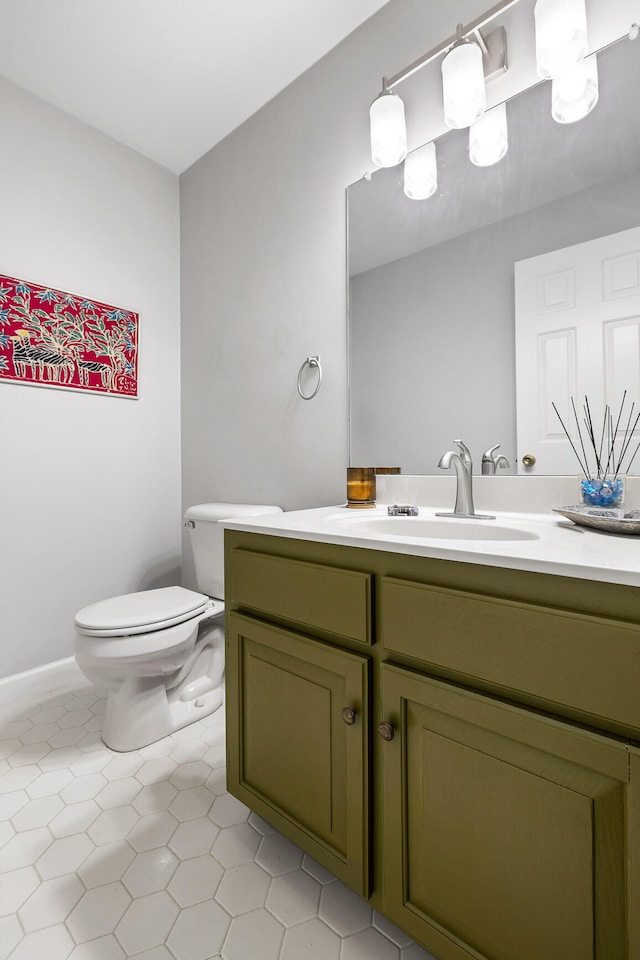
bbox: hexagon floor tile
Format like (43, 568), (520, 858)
(0, 681), (436, 959)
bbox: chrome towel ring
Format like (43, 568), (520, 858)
(297, 355), (322, 400)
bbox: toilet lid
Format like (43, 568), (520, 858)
(75, 586), (210, 635)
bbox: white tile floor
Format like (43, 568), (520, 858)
(0, 681), (436, 960)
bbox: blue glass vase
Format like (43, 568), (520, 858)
(579, 475), (625, 508)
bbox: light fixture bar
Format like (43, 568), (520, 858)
(384, 0), (521, 90)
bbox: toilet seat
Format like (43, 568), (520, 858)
(75, 586), (213, 637)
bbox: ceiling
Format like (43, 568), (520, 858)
(0, 0), (391, 174)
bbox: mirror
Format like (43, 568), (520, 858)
(348, 35), (640, 474)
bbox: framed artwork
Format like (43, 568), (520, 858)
(0, 273), (139, 398)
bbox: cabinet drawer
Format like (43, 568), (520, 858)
(381, 576), (640, 736)
(229, 548), (372, 644)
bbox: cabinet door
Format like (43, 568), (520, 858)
(226, 611), (370, 895)
(380, 664), (634, 960)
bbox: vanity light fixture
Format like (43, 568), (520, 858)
(551, 54), (599, 123)
(469, 101), (508, 166)
(534, 0), (588, 79)
(369, 86), (407, 168)
(403, 141), (438, 199)
(369, 0), (602, 195)
(368, 0), (514, 170)
(442, 25), (486, 129)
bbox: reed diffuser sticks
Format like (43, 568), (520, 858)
(552, 392), (640, 481)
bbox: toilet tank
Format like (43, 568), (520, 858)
(184, 502), (283, 599)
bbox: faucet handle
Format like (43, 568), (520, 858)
(482, 443), (501, 463)
(454, 439), (472, 463)
(481, 444), (510, 474)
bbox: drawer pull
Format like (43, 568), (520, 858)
(341, 707), (357, 726)
(378, 720), (395, 741)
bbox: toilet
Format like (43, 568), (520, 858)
(74, 503), (282, 751)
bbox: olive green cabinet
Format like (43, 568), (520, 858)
(225, 531), (640, 960)
(225, 545), (372, 895)
(380, 663), (632, 960)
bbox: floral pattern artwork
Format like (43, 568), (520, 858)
(0, 273), (138, 397)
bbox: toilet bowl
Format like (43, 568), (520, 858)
(74, 503), (282, 751)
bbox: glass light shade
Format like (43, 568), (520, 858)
(369, 90), (407, 168)
(534, 0), (588, 80)
(469, 102), (508, 166)
(552, 54), (599, 123)
(404, 142), (438, 200)
(441, 41), (486, 129)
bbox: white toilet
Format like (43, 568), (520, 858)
(74, 503), (282, 751)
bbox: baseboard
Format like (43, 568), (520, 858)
(0, 656), (85, 712)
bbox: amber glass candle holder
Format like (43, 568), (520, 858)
(347, 467), (376, 508)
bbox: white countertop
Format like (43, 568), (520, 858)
(223, 503), (640, 588)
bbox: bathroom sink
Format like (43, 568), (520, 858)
(337, 515), (540, 542)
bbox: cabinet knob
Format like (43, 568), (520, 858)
(341, 707), (357, 726)
(521, 453), (536, 468)
(377, 720), (395, 741)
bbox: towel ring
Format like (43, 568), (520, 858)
(297, 355), (322, 400)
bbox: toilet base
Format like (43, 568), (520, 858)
(101, 675), (224, 752)
(97, 618), (226, 752)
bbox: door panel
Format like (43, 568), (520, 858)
(515, 225), (640, 473)
(226, 611), (370, 895)
(380, 664), (630, 960)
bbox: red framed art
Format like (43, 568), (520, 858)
(0, 273), (139, 398)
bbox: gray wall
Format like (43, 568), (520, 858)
(178, 0), (515, 585)
(0, 78), (181, 678)
(350, 171), (640, 474)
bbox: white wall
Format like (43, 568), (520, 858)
(0, 78), (181, 679)
(179, 0), (637, 585)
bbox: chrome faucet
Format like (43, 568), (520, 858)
(481, 444), (511, 476)
(436, 440), (494, 519)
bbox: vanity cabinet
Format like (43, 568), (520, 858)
(225, 548), (372, 894)
(225, 531), (640, 960)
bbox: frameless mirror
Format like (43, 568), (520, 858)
(348, 34), (640, 474)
